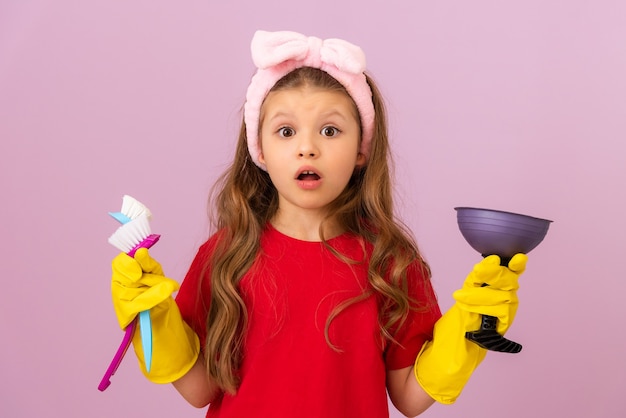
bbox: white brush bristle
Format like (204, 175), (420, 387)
(120, 195), (152, 221)
(108, 213), (152, 252)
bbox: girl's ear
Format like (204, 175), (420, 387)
(258, 152), (265, 165)
(355, 152), (366, 167)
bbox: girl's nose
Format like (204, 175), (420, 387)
(297, 134), (319, 158)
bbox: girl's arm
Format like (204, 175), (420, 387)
(387, 366), (435, 417)
(389, 254), (528, 415)
(172, 355), (220, 408)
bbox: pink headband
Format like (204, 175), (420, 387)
(244, 30), (375, 170)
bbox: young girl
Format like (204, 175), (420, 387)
(110, 30), (527, 417)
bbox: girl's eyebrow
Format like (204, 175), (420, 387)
(265, 111), (293, 122)
(319, 109), (350, 121)
(264, 108), (354, 125)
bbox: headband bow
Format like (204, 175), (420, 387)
(251, 31), (367, 75)
(244, 30), (375, 170)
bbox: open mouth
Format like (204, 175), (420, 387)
(296, 170), (321, 181)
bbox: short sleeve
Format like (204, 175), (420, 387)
(175, 238), (217, 348)
(384, 261), (441, 370)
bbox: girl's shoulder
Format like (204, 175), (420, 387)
(197, 228), (229, 255)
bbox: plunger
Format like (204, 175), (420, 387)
(455, 207), (552, 353)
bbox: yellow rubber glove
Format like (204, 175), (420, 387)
(414, 254), (527, 404)
(111, 248), (200, 383)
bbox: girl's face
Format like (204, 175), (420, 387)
(259, 85), (366, 222)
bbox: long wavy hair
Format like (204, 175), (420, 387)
(202, 67), (432, 394)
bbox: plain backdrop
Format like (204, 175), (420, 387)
(1, 1), (624, 417)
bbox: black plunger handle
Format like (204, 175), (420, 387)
(464, 256), (522, 354)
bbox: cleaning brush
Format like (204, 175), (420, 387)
(108, 213), (160, 257)
(98, 196), (159, 391)
(109, 194), (152, 224)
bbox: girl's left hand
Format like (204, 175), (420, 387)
(452, 253), (527, 335)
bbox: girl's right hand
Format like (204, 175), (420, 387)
(111, 248), (180, 329)
(110, 248), (200, 383)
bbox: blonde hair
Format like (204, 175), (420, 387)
(203, 67), (432, 394)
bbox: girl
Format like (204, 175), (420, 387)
(110, 30), (527, 417)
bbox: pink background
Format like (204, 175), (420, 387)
(1, 1), (624, 417)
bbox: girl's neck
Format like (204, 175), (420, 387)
(269, 210), (343, 242)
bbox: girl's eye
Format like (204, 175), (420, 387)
(321, 126), (340, 137)
(278, 127), (295, 138)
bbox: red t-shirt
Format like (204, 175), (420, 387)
(176, 224), (441, 418)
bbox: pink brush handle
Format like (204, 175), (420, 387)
(127, 234), (160, 257)
(98, 319), (136, 391)
(98, 233), (160, 391)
